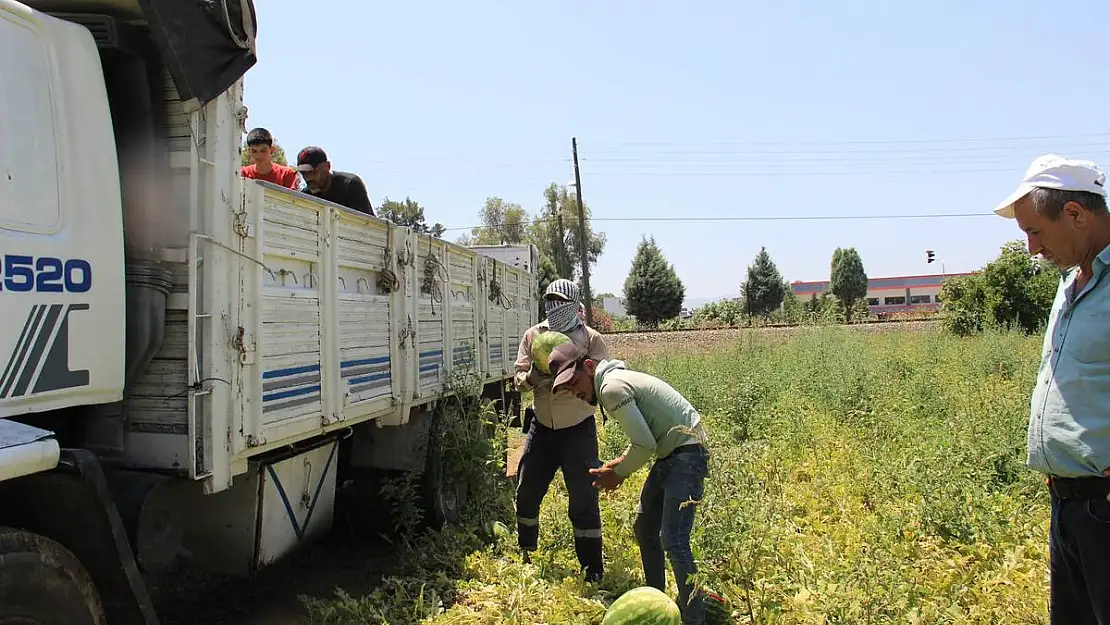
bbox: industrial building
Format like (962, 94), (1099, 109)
(790, 272), (977, 314)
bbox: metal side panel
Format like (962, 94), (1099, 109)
(483, 258), (507, 375)
(447, 248), (478, 375)
(255, 438), (338, 570)
(379, 227), (416, 427)
(241, 186), (328, 450)
(476, 256), (490, 377)
(201, 83), (243, 493)
(415, 236), (446, 396)
(503, 268), (522, 376)
(334, 211), (394, 420)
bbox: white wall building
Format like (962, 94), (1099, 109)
(602, 296), (627, 317)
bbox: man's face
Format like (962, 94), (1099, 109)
(557, 360), (597, 405)
(1013, 195), (1089, 268)
(247, 143), (274, 167)
(300, 162), (331, 193)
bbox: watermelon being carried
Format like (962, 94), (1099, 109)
(531, 331), (572, 375)
(601, 586), (681, 625)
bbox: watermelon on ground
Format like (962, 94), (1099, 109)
(485, 520), (510, 540)
(531, 331), (572, 374)
(601, 586), (681, 625)
(702, 588), (732, 625)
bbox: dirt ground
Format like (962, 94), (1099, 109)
(150, 517), (400, 625)
(151, 434), (527, 625)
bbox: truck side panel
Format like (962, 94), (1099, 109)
(227, 182), (537, 472)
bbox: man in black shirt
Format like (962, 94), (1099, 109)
(295, 146), (374, 216)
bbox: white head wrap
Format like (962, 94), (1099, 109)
(543, 279), (581, 332)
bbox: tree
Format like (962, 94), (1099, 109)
(780, 283), (803, 322)
(830, 247), (869, 321)
(739, 247), (786, 317)
(378, 197), (445, 237)
(623, 236), (685, 327)
(456, 197), (529, 246)
(528, 183), (606, 282)
(240, 141), (289, 167)
(693, 298), (744, 327)
(939, 240), (1060, 336)
(534, 255), (560, 320)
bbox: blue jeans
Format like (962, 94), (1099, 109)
(1050, 492), (1110, 624)
(634, 444), (710, 625)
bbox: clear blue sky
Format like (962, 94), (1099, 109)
(241, 0), (1110, 305)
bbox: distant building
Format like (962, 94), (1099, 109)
(790, 272), (977, 314)
(602, 296), (627, 317)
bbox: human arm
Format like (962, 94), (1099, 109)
(348, 175), (375, 216)
(281, 166), (300, 190)
(599, 380), (656, 478)
(512, 328), (541, 390)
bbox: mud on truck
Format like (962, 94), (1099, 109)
(0, 2), (540, 623)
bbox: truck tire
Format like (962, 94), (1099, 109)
(419, 435), (466, 530)
(0, 527), (105, 625)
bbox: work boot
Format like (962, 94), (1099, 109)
(574, 536), (603, 582)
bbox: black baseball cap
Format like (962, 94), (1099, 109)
(297, 146), (328, 172)
(550, 343), (585, 391)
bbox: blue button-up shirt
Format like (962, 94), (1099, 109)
(1028, 243), (1110, 477)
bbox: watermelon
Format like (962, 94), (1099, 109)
(702, 589), (732, 625)
(485, 520), (511, 540)
(602, 586), (681, 625)
(531, 331), (572, 374)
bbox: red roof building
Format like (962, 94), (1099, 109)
(790, 272), (978, 313)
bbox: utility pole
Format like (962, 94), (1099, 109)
(571, 137), (593, 327)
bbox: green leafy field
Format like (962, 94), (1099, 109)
(304, 325), (1051, 624)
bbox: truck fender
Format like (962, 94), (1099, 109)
(0, 449), (160, 625)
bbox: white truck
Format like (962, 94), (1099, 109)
(0, 1), (539, 623)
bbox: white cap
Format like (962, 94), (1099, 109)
(993, 154), (1107, 218)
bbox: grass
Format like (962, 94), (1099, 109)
(302, 324), (1050, 624)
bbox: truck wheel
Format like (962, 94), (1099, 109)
(0, 527), (105, 625)
(420, 437), (466, 530)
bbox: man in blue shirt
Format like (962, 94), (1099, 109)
(993, 154), (1110, 625)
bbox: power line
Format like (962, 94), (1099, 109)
(581, 144), (1110, 158)
(582, 167), (1027, 177)
(588, 131), (1110, 148)
(442, 212), (995, 232)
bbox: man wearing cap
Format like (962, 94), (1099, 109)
(511, 278), (609, 582)
(549, 343), (710, 624)
(993, 154), (1110, 624)
(296, 146), (375, 216)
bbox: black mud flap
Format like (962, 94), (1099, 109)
(0, 449), (160, 625)
(136, 0), (258, 109)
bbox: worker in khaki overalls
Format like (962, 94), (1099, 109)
(511, 279), (609, 582)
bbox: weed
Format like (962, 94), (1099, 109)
(304, 325), (1050, 624)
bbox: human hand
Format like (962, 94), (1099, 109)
(526, 362), (548, 386)
(589, 465), (624, 491)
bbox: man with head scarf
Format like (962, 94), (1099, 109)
(511, 279), (610, 582)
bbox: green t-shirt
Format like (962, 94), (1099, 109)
(594, 360), (706, 477)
